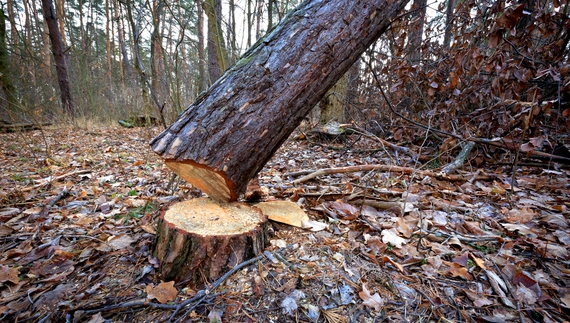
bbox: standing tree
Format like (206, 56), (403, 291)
(41, 0), (75, 117)
(0, 8), (18, 114)
(151, 0), (410, 286)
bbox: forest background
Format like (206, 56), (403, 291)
(0, 0), (567, 139)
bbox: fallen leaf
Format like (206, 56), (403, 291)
(34, 283), (74, 309)
(0, 265), (19, 284)
(359, 283), (384, 312)
(107, 234), (135, 250)
(302, 220), (328, 231)
(381, 228), (407, 248)
(146, 281), (178, 304)
(449, 263), (472, 280)
(87, 312), (106, 323)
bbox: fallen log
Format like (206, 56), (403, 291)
(150, 0), (410, 202)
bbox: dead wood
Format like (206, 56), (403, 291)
(291, 164), (494, 184)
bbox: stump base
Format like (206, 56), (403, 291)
(153, 197), (267, 287)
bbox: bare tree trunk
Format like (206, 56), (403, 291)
(204, 0), (227, 83)
(407, 0), (426, 62)
(0, 8), (18, 112)
(247, 0), (252, 47)
(106, 0), (113, 103)
(6, 1), (22, 80)
(114, 0), (132, 87)
(125, 0), (150, 107)
(151, 0), (167, 107)
(320, 74), (347, 124)
(151, 0), (410, 201)
(255, 0), (263, 39)
(41, 0), (75, 117)
(196, 0), (207, 92)
(55, 0), (67, 47)
(267, 0), (274, 30)
(442, 0), (455, 50)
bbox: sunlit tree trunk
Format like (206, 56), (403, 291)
(320, 74), (347, 124)
(204, 0), (227, 83)
(55, 0), (67, 47)
(151, 0), (167, 107)
(41, 0), (75, 117)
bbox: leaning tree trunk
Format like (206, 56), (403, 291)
(151, 0), (410, 202)
(151, 0), (409, 286)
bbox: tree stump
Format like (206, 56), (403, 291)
(153, 197), (267, 287)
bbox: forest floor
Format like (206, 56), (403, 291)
(1, 125), (569, 323)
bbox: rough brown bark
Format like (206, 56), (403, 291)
(151, 0), (409, 202)
(41, 0), (75, 117)
(153, 198), (267, 286)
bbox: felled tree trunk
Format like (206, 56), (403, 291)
(150, 0), (410, 202)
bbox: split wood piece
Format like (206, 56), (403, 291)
(150, 0), (410, 202)
(153, 197), (267, 287)
(255, 200), (309, 228)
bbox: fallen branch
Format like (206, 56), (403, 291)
(168, 254), (264, 323)
(291, 164), (494, 184)
(440, 141), (475, 174)
(75, 254), (265, 320)
(22, 169), (92, 192)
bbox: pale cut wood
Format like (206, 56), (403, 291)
(255, 200), (309, 228)
(153, 197), (267, 287)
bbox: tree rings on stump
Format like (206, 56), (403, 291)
(153, 197), (267, 287)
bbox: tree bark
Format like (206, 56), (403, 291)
(41, 0), (75, 117)
(205, 0), (227, 83)
(0, 8), (18, 112)
(151, 0), (410, 202)
(153, 197), (267, 286)
(407, 0), (426, 62)
(196, 0), (207, 92)
(442, 0), (455, 50)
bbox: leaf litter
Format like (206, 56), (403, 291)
(0, 125), (569, 322)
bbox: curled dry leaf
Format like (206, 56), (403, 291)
(146, 281), (178, 304)
(359, 283), (384, 312)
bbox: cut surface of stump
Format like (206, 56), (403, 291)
(153, 197), (267, 287)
